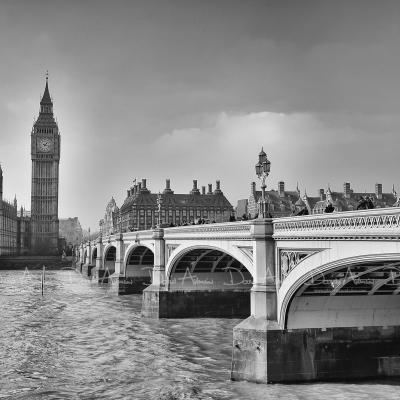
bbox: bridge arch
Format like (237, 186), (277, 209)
(279, 252), (400, 330)
(120, 244), (155, 292)
(103, 244), (117, 275)
(123, 243), (154, 270)
(163, 244), (253, 318)
(165, 243), (254, 282)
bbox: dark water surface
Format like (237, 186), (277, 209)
(0, 270), (399, 400)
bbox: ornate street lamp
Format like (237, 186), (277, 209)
(255, 147), (271, 218)
(157, 192), (163, 227)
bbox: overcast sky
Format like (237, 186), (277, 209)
(1, 0), (400, 229)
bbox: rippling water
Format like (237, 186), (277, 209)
(0, 270), (399, 399)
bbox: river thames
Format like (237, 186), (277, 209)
(0, 270), (399, 400)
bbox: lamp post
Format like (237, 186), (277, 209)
(255, 147), (271, 218)
(157, 192), (163, 228)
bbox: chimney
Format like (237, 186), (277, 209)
(138, 182), (142, 191)
(214, 180), (222, 194)
(139, 178), (150, 193)
(201, 186), (206, 195)
(191, 179), (200, 195)
(207, 183), (213, 194)
(375, 183), (382, 200)
(164, 178), (174, 194)
(251, 182), (256, 195)
(278, 181), (285, 197)
(319, 188), (325, 200)
(343, 182), (351, 199)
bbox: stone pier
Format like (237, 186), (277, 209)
(231, 320), (400, 382)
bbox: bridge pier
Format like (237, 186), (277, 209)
(142, 228), (166, 318)
(232, 322), (400, 382)
(231, 219), (279, 382)
(109, 275), (151, 295)
(81, 263), (95, 277)
(92, 238), (105, 280)
(143, 289), (250, 318)
(75, 244), (85, 273)
(81, 243), (95, 278)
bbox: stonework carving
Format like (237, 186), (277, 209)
(166, 244), (179, 262)
(279, 249), (319, 282)
(237, 246), (253, 263)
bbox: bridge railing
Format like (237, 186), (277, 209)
(163, 220), (253, 240)
(120, 230), (155, 241)
(87, 222), (254, 245)
(273, 207), (400, 240)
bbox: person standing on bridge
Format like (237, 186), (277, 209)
(357, 196), (367, 210)
(366, 196), (375, 209)
(324, 202), (335, 213)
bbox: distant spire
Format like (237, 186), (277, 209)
(40, 71), (52, 104)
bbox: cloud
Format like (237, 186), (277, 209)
(154, 111), (400, 204)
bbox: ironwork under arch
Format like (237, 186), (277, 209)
(168, 247), (253, 291)
(284, 259), (400, 329)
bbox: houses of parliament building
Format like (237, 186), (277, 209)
(0, 77), (61, 256)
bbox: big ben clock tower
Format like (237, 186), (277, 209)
(31, 75), (60, 254)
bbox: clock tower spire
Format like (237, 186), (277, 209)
(30, 74), (60, 255)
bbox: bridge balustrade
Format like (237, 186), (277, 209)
(273, 207), (400, 239)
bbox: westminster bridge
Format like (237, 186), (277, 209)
(78, 207), (400, 383)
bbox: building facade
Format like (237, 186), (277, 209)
(17, 208), (31, 255)
(99, 197), (119, 236)
(101, 178), (234, 234)
(303, 182), (398, 214)
(241, 181), (398, 219)
(0, 166), (18, 255)
(30, 77), (60, 254)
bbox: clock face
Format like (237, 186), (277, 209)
(38, 138), (52, 152)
